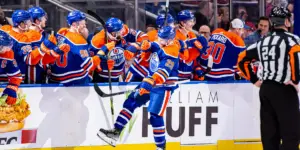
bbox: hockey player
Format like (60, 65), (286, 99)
(23, 6), (49, 83)
(175, 10), (207, 80)
(199, 18), (246, 81)
(0, 30), (23, 104)
(125, 13), (175, 82)
(97, 26), (180, 150)
(89, 17), (148, 82)
(48, 10), (112, 85)
(1, 10), (65, 83)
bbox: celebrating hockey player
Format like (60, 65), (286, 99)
(199, 18), (246, 81)
(48, 10), (112, 85)
(89, 17), (148, 82)
(97, 26), (181, 150)
(125, 13), (175, 82)
(1, 10), (66, 83)
(0, 30), (22, 103)
(23, 6), (50, 83)
(175, 10), (207, 80)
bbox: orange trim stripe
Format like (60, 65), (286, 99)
(159, 91), (171, 116)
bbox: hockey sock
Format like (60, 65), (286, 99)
(114, 96), (137, 131)
(150, 112), (166, 148)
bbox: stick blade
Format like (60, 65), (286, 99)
(93, 83), (107, 97)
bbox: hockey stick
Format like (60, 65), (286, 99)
(87, 10), (115, 125)
(164, 0), (169, 26)
(203, 55), (214, 75)
(94, 79), (190, 98)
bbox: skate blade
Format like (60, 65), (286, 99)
(97, 131), (117, 147)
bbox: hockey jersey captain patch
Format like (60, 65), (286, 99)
(108, 47), (125, 66)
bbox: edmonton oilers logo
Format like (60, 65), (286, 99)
(57, 35), (65, 46)
(150, 52), (159, 72)
(108, 47), (125, 66)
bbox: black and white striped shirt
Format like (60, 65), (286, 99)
(238, 29), (300, 84)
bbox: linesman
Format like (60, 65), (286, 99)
(237, 6), (300, 150)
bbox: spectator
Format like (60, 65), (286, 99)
(266, 0), (274, 17)
(236, 6), (248, 22)
(0, 8), (10, 26)
(244, 16), (271, 46)
(193, 1), (213, 31)
(218, 6), (230, 30)
(198, 25), (211, 41)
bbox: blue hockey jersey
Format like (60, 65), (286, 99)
(199, 28), (246, 81)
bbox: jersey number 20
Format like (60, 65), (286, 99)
(201, 41), (226, 64)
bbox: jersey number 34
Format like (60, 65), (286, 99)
(201, 41), (226, 64)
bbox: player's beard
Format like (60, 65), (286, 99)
(108, 32), (122, 42)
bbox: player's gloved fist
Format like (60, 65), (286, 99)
(194, 40), (203, 50)
(135, 77), (155, 98)
(140, 40), (151, 51)
(100, 41), (115, 54)
(195, 67), (204, 77)
(1, 85), (18, 105)
(124, 50), (134, 61)
(58, 44), (70, 53)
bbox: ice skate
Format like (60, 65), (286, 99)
(97, 128), (120, 147)
(156, 146), (166, 150)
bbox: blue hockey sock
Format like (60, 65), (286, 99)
(150, 113), (166, 148)
(114, 95), (138, 131)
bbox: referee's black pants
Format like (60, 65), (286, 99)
(259, 80), (300, 150)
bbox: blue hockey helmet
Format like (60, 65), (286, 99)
(105, 17), (123, 33)
(156, 13), (175, 28)
(12, 10), (31, 27)
(158, 25), (175, 40)
(67, 10), (86, 26)
(0, 30), (13, 50)
(28, 6), (47, 21)
(177, 10), (195, 22)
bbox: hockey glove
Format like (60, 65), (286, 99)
(140, 40), (151, 51)
(194, 40), (203, 50)
(99, 41), (115, 55)
(195, 67), (204, 77)
(2, 84), (18, 105)
(107, 59), (115, 71)
(135, 77), (155, 98)
(43, 37), (63, 55)
(97, 54), (115, 71)
(124, 45), (137, 61)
